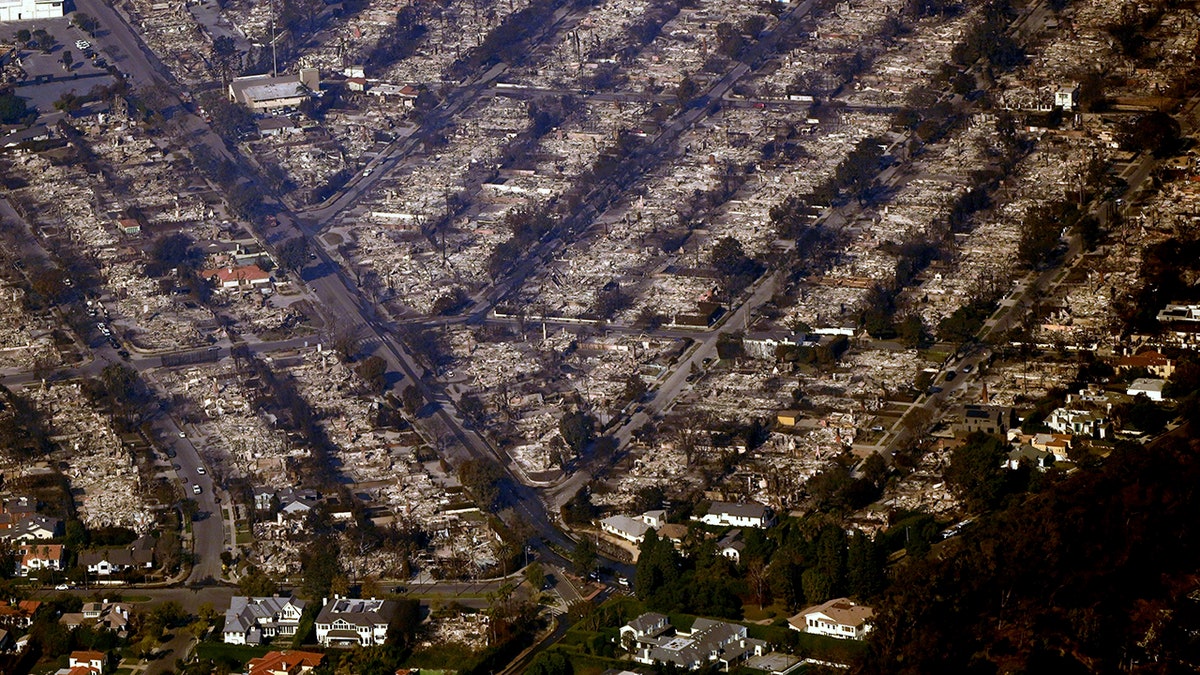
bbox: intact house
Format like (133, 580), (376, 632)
(78, 536), (155, 576)
(223, 596), (308, 645)
(1045, 408), (1110, 439)
(201, 265), (273, 292)
(788, 598), (874, 640)
(620, 612), (766, 671)
(229, 69), (320, 112)
(0, 600), (41, 628)
(717, 529), (746, 564)
(695, 502), (775, 529)
(1116, 350), (1175, 379)
(16, 543), (63, 577)
(314, 596), (397, 647)
(1127, 378), (1166, 402)
(0, 514), (63, 542)
(65, 650), (106, 674)
(599, 510), (667, 545)
(246, 650), (325, 675)
(61, 601), (131, 637)
(954, 405), (1016, 437)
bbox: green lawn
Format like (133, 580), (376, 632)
(194, 641), (275, 667)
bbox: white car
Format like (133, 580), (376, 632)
(75, 40), (91, 50)
(192, 484), (202, 495)
(55, 583), (71, 590)
(197, 466), (206, 475)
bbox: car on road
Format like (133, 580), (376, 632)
(927, 386), (943, 395)
(178, 431), (186, 438)
(962, 364), (973, 373)
(55, 583), (71, 590)
(197, 466), (206, 475)
(192, 484), (202, 495)
(945, 370), (957, 381)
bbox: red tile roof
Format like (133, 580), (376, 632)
(247, 650), (325, 675)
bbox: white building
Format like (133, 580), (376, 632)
(314, 596), (397, 647)
(620, 612), (765, 670)
(1046, 408), (1109, 438)
(229, 69), (320, 112)
(0, 0), (64, 22)
(223, 596), (307, 645)
(599, 510), (668, 544)
(788, 598), (874, 640)
(696, 502), (775, 529)
(1127, 378), (1166, 402)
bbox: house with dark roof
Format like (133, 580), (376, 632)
(717, 529), (746, 564)
(696, 502), (775, 529)
(61, 601), (131, 636)
(78, 535), (155, 576)
(223, 596), (308, 645)
(620, 613), (766, 670)
(314, 596), (397, 647)
(953, 405), (1015, 437)
(0, 514), (63, 542)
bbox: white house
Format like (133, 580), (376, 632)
(0, 0), (65, 21)
(599, 510), (670, 545)
(1127, 378), (1166, 401)
(1, 514), (62, 542)
(223, 596), (308, 645)
(1046, 408), (1109, 438)
(78, 536), (155, 576)
(16, 544), (63, 576)
(600, 515), (650, 544)
(716, 529), (746, 564)
(788, 598), (874, 640)
(66, 650), (106, 674)
(696, 502), (775, 529)
(620, 612), (765, 670)
(314, 596), (397, 647)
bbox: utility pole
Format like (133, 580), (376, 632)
(270, 0), (278, 77)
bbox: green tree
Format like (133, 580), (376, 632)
(526, 650), (573, 675)
(847, 531), (885, 600)
(559, 411), (595, 454)
(31, 29), (55, 53)
(945, 432), (1010, 511)
(1119, 111), (1181, 158)
(801, 567), (833, 605)
(276, 237), (309, 271)
(0, 93), (30, 125)
(355, 355), (388, 394)
(73, 13), (99, 35)
(622, 374), (648, 404)
(238, 566), (279, 597)
(299, 536), (342, 599)
(1017, 203), (1065, 269)
(524, 562), (546, 591)
(571, 537), (597, 576)
(458, 459), (504, 511)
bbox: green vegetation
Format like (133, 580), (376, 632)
(857, 420), (1200, 674)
